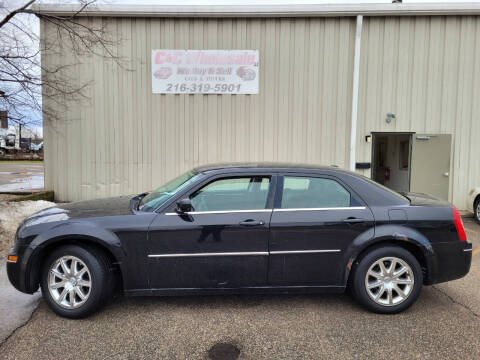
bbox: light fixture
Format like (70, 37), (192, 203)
(386, 112), (396, 124)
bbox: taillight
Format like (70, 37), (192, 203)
(452, 207), (467, 242)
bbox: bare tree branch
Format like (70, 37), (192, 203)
(0, 0), (35, 29)
(0, 0), (123, 132)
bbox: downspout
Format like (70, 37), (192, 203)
(349, 15), (363, 172)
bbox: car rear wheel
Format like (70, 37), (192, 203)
(351, 246), (423, 314)
(40, 245), (112, 318)
(474, 197), (480, 224)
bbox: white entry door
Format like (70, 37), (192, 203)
(410, 134), (451, 200)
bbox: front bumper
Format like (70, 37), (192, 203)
(6, 245), (39, 294)
(425, 241), (472, 285)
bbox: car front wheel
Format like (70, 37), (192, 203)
(351, 246), (423, 314)
(40, 245), (112, 318)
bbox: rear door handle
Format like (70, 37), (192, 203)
(343, 217), (366, 223)
(239, 219), (265, 226)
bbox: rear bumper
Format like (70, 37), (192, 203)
(425, 241), (472, 285)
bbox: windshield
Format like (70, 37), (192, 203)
(138, 171), (199, 211)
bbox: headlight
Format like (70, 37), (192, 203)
(23, 213), (69, 227)
(21, 207), (70, 228)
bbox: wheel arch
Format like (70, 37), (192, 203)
(474, 194), (480, 209)
(343, 225), (434, 287)
(26, 234), (125, 294)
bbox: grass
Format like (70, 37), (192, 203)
(0, 160), (44, 164)
(10, 191), (54, 202)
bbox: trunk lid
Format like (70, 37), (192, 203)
(401, 192), (451, 207)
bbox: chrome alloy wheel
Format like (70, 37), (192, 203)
(364, 257), (414, 307)
(48, 256), (92, 309)
(476, 201), (480, 221)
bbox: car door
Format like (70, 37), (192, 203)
(147, 174), (276, 289)
(268, 173), (374, 287)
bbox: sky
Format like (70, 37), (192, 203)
(1, 0), (479, 134)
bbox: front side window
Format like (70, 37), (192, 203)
(139, 171), (200, 211)
(281, 176), (352, 209)
(190, 177), (270, 211)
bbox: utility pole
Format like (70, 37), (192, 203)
(0, 91), (7, 130)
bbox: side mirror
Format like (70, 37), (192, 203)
(176, 198), (193, 213)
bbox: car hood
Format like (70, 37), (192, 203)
(26, 195), (136, 223)
(403, 192), (451, 207)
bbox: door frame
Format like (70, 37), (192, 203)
(146, 171), (279, 289)
(370, 132), (414, 192)
(267, 171), (374, 286)
(158, 171), (279, 214)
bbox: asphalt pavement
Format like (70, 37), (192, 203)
(0, 218), (479, 360)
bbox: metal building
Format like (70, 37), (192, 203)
(34, 3), (480, 211)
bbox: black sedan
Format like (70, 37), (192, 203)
(7, 163), (472, 318)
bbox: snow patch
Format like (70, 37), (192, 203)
(0, 200), (55, 257)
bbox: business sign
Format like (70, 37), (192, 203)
(151, 50), (259, 94)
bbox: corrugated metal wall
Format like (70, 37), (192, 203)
(42, 17), (356, 202)
(357, 16), (480, 209)
(42, 15), (480, 210)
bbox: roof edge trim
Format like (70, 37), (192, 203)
(30, 3), (480, 18)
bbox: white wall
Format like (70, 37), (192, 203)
(357, 16), (480, 209)
(42, 17), (355, 202)
(41, 15), (480, 210)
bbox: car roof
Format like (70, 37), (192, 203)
(193, 162), (351, 174)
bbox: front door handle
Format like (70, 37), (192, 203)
(239, 219), (265, 226)
(343, 217), (366, 223)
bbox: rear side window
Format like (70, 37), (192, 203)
(280, 176), (353, 209)
(190, 177), (270, 211)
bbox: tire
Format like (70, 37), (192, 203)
(351, 246), (423, 314)
(40, 245), (112, 318)
(474, 197), (480, 225)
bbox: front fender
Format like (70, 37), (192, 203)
(29, 221), (125, 261)
(342, 224), (434, 285)
(20, 221), (126, 293)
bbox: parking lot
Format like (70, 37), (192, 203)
(0, 162), (44, 193)
(0, 216), (477, 359)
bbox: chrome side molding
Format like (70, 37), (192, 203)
(148, 252), (269, 258)
(148, 249), (342, 258)
(270, 249), (341, 254)
(165, 207), (366, 216)
(165, 209), (273, 216)
(273, 207), (366, 212)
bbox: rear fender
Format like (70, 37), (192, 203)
(342, 224), (434, 285)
